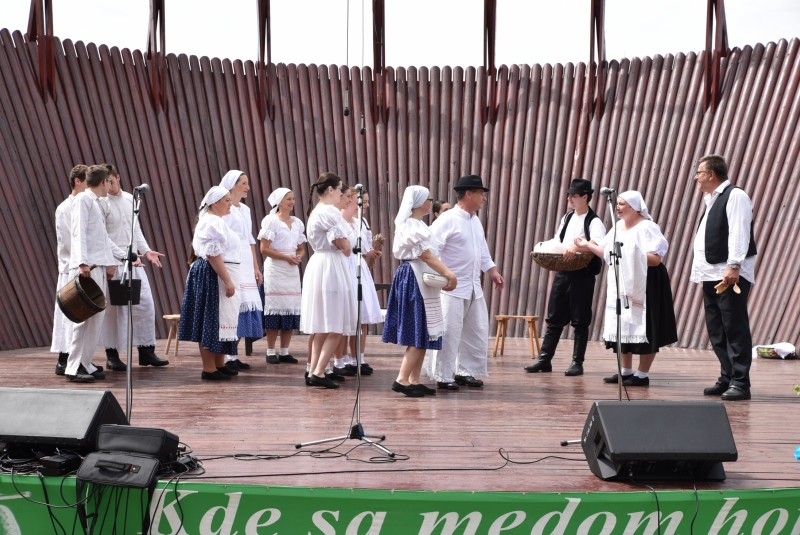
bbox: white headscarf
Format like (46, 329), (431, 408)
(219, 170), (245, 191)
(199, 186), (229, 214)
(268, 187), (291, 214)
(619, 190), (652, 221)
(395, 186), (430, 227)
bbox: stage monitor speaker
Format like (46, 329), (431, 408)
(581, 401), (737, 481)
(0, 388), (128, 453)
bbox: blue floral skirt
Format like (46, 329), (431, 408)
(178, 259), (238, 355)
(381, 262), (442, 350)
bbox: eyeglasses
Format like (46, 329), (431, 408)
(694, 170), (709, 177)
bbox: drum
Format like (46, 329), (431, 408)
(57, 274), (106, 323)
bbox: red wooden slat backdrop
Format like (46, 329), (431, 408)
(1, 29), (799, 351)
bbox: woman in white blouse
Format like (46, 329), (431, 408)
(258, 188), (306, 364)
(382, 186), (457, 397)
(179, 186), (242, 381)
(300, 172), (357, 389)
(576, 190), (678, 387)
(220, 170), (264, 371)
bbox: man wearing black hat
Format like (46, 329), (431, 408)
(525, 178), (606, 376)
(423, 175), (505, 390)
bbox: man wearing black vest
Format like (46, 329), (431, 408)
(691, 154), (756, 401)
(525, 178), (606, 376)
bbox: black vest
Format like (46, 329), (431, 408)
(698, 184), (757, 265)
(559, 208), (602, 276)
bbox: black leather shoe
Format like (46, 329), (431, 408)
(305, 371), (312, 386)
(334, 366), (356, 376)
(392, 381), (424, 397)
(217, 366), (238, 376)
(408, 384), (436, 395)
(66, 370), (95, 383)
(524, 359), (552, 373)
(360, 363), (374, 375)
(138, 346), (169, 366)
(266, 354), (280, 364)
(622, 375), (649, 387)
(105, 350), (127, 371)
(454, 375), (483, 387)
(202, 370), (231, 381)
(437, 381), (459, 390)
(603, 373), (633, 384)
(83, 365), (105, 380)
(721, 385), (751, 401)
(278, 354), (298, 363)
(228, 359), (250, 370)
(564, 361), (584, 376)
(309, 374), (339, 389)
(55, 361), (67, 376)
(327, 371), (345, 382)
(703, 381), (730, 396)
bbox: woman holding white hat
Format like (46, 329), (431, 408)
(179, 186), (242, 381)
(576, 190), (678, 387)
(258, 187), (306, 364)
(382, 186), (457, 397)
(219, 170), (263, 371)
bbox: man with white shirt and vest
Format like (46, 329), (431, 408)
(65, 165), (129, 382)
(691, 154), (756, 401)
(100, 164), (169, 370)
(423, 175), (505, 390)
(52, 165), (88, 376)
(525, 178), (606, 376)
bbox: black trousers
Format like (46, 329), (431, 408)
(702, 278), (753, 389)
(544, 272), (596, 340)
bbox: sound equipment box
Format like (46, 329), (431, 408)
(581, 401), (737, 481)
(0, 388), (128, 453)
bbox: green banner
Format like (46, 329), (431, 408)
(1, 475), (799, 534)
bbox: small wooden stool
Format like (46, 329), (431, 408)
(493, 315), (541, 359)
(163, 314), (181, 356)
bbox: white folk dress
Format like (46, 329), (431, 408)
(258, 213), (306, 330)
(222, 203), (263, 338)
(345, 218), (383, 324)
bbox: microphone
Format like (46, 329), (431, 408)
(134, 183), (150, 193)
(355, 184), (364, 192)
(344, 88), (350, 116)
(360, 114), (365, 135)
(600, 187), (615, 196)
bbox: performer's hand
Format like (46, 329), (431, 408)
(133, 260), (145, 268)
(723, 266), (740, 286)
(254, 268), (264, 286)
(291, 255), (302, 266)
(223, 279), (236, 298)
(144, 250), (165, 268)
(574, 237), (588, 248)
(489, 268), (505, 290)
(563, 245), (579, 260)
(443, 271), (458, 292)
(79, 264), (91, 278)
(105, 266), (116, 280)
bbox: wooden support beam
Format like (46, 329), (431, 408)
(257, 0), (275, 122)
(589, 0), (606, 120)
(26, 0), (56, 102)
(704, 0), (729, 112)
(146, 0), (167, 113)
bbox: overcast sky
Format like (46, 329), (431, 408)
(4, 0), (800, 68)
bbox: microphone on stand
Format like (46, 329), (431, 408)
(600, 187), (615, 196)
(355, 183), (364, 192)
(360, 114), (365, 135)
(344, 87), (350, 116)
(134, 183), (150, 193)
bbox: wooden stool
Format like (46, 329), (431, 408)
(163, 314), (181, 356)
(492, 315), (541, 359)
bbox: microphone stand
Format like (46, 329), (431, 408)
(605, 191), (627, 402)
(121, 189), (143, 423)
(295, 186), (394, 457)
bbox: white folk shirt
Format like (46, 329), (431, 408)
(430, 205), (495, 300)
(69, 190), (126, 269)
(555, 211), (607, 244)
(690, 180), (756, 285)
(55, 196), (77, 274)
(100, 191), (152, 259)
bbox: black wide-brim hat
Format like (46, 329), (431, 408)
(454, 174), (490, 192)
(566, 178), (594, 195)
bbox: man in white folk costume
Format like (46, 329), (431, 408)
(423, 175), (505, 390)
(100, 164), (169, 370)
(52, 165), (88, 376)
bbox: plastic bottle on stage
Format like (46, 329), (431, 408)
(795, 446), (800, 460)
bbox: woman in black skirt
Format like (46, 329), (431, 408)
(576, 190), (678, 386)
(382, 186), (457, 397)
(179, 186), (243, 381)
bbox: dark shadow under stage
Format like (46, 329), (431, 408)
(1, 336), (798, 493)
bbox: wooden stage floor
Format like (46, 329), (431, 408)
(2, 336), (799, 493)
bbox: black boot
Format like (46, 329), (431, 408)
(105, 348), (127, 371)
(565, 334), (588, 376)
(138, 345), (169, 367)
(524, 327), (560, 372)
